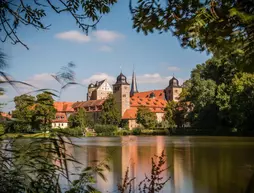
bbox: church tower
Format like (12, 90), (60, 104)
(113, 72), (130, 117)
(130, 70), (138, 97)
(164, 76), (182, 101)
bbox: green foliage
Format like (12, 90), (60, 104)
(93, 124), (117, 136)
(184, 54), (254, 134)
(11, 92), (56, 132)
(132, 127), (142, 135)
(99, 94), (121, 126)
(35, 92), (56, 130)
(131, 0), (254, 72)
(136, 106), (157, 129)
(114, 129), (132, 136)
(68, 108), (88, 130)
(12, 94), (37, 132)
(139, 129), (168, 135)
(164, 101), (188, 129)
(52, 127), (84, 137)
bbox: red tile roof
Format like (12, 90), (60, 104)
(54, 102), (74, 112)
(72, 100), (105, 109)
(130, 97), (167, 108)
(0, 112), (12, 119)
(122, 108), (137, 119)
(133, 90), (165, 100)
(52, 112), (68, 123)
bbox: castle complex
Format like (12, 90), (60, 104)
(52, 72), (182, 129)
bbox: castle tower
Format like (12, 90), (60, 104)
(130, 70), (138, 97)
(113, 72), (130, 117)
(87, 83), (96, 100)
(164, 76), (182, 101)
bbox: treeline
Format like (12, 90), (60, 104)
(168, 55), (254, 136)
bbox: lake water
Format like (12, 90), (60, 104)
(62, 136), (254, 193)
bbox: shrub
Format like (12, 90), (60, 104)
(114, 130), (131, 136)
(93, 124), (117, 136)
(132, 127), (142, 135)
(52, 127), (84, 137)
(141, 129), (168, 135)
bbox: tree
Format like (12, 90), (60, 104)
(131, 0), (254, 72)
(99, 94), (121, 126)
(136, 106), (157, 129)
(35, 92), (56, 130)
(68, 108), (88, 129)
(0, 0), (117, 49)
(216, 73), (254, 134)
(12, 94), (37, 132)
(164, 101), (189, 129)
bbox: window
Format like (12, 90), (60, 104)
(124, 86), (128, 89)
(175, 90), (178, 93)
(123, 94), (126, 97)
(61, 123), (64, 126)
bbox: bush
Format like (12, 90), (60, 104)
(52, 127), (84, 137)
(132, 127), (142, 135)
(114, 129), (131, 136)
(0, 124), (4, 134)
(93, 124), (117, 136)
(141, 129), (168, 135)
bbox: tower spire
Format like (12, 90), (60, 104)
(130, 66), (138, 97)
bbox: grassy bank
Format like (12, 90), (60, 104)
(0, 132), (50, 139)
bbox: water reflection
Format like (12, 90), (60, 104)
(65, 136), (254, 193)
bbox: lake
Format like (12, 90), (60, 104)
(61, 136), (254, 193)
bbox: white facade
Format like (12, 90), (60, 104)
(52, 122), (68, 129)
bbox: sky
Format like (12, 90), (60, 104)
(0, 1), (210, 112)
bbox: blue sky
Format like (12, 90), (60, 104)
(1, 1), (210, 112)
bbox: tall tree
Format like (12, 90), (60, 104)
(68, 108), (88, 129)
(99, 94), (121, 126)
(136, 106), (157, 129)
(12, 94), (37, 131)
(35, 92), (56, 129)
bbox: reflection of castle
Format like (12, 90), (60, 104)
(53, 71), (182, 129)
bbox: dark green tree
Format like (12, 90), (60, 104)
(136, 106), (157, 129)
(12, 94), (37, 132)
(164, 101), (189, 129)
(99, 94), (121, 126)
(131, 0), (254, 72)
(68, 108), (88, 129)
(35, 92), (56, 130)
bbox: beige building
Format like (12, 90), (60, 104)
(113, 73), (131, 117)
(164, 76), (183, 102)
(87, 79), (113, 100)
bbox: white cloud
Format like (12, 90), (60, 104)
(82, 73), (115, 85)
(99, 45), (113, 52)
(55, 31), (91, 43)
(93, 30), (125, 43)
(168, 66), (181, 71)
(135, 73), (172, 84)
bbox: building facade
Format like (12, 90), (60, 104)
(52, 102), (74, 128)
(87, 79), (113, 100)
(72, 71), (183, 130)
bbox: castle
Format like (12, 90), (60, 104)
(52, 72), (182, 129)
